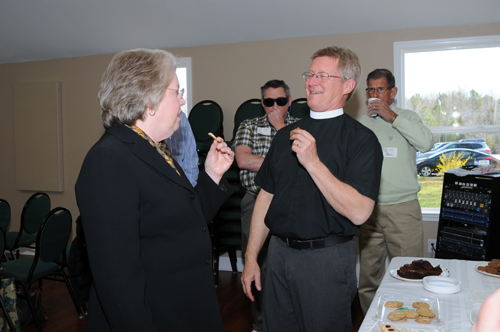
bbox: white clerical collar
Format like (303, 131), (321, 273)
(310, 108), (344, 119)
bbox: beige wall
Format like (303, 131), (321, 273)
(1, 22), (499, 239)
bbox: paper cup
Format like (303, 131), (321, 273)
(368, 98), (381, 118)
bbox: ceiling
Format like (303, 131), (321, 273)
(1, 0), (500, 65)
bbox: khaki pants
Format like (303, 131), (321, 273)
(358, 199), (424, 314)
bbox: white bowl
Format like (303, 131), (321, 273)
(423, 276), (462, 294)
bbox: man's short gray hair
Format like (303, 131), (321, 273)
(311, 46), (361, 101)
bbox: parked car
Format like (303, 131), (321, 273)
(417, 148), (492, 177)
(458, 139), (492, 153)
(417, 142), (447, 158)
(459, 139), (487, 143)
(417, 140), (491, 159)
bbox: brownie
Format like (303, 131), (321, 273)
(397, 260), (442, 279)
(421, 260), (434, 270)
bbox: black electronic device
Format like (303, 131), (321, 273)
(435, 172), (500, 260)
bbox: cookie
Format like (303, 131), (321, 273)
(290, 127), (301, 137)
(489, 259), (500, 268)
(416, 316), (432, 324)
(416, 308), (436, 318)
(385, 301), (404, 308)
(380, 324), (400, 332)
(388, 317), (407, 322)
(412, 301), (430, 309)
(481, 266), (500, 274)
(403, 309), (419, 318)
(387, 310), (406, 321)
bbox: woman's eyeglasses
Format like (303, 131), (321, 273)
(167, 88), (185, 98)
(263, 97), (288, 107)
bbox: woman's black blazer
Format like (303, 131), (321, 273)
(76, 124), (232, 332)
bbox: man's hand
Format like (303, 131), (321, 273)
(290, 128), (320, 169)
(368, 99), (397, 123)
(241, 259), (261, 302)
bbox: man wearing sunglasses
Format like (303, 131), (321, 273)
(358, 69), (434, 315)
(233, 79), (298, 332)
(242, 47), (383, 332)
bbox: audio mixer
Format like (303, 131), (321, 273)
(435, 172), (500, 260)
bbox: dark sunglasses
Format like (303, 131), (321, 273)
(263, 97), (288, 107)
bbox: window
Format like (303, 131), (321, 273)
(394, 36), (500, 215)
(176, 57), (192, 115)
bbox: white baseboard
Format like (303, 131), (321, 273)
(19, 248), (35, 256)
(218, 256), (245, 272)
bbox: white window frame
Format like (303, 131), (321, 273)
(393, 35), (500, 219)
(176, 57), (193, 115)
(394, 35), (500, 135)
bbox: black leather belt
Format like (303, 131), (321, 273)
(276, 234), (352, 250)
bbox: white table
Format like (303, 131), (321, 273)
(358, 257), (500, 332)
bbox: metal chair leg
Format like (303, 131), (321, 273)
(59, 270), (84, 318)
(81, 301), (88, 315)
(228, 248), (238, 273)
(21, 283), (43, 332)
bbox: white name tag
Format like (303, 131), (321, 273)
(257, 127), (271, 136)
(383, 147), (398, 158)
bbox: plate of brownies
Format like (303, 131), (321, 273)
(390, 259), (449, 282)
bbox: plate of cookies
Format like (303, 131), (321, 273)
(372, 295), (445, 332)
(474, 259), (500, 278)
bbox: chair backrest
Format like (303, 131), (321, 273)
(37, 207), (72, 264)
(0, 228), (5, 254)
(21, 192), (51, 235)
(290, 98), (310, 119)
(188, 100), (224, 147)
(0, 199), (10, 233)
(232, 99), (266, 140)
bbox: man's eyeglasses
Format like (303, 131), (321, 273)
(366, 87), (393, 94)
(167, 88), (185, 98)
(302, 71), (342, 81)
(263, 97), (288, 107)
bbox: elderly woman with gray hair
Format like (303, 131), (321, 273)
(76, 49), (233, 332)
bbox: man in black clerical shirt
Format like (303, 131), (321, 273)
(241, 46), (383, 332)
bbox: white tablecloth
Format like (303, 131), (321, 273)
(358, 257), (500, 332)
